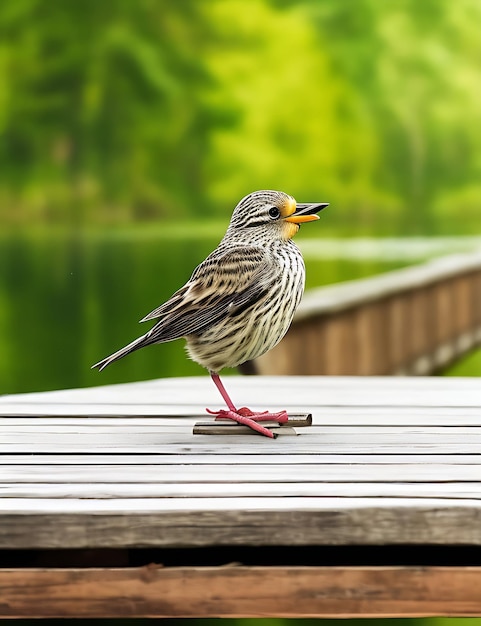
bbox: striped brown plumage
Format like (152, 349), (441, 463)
(92, 190), (328, 438)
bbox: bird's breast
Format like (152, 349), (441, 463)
(185, 241), (306, 372)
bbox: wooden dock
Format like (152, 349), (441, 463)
(1, 375), (481, 618)
(246, 250), (481, 375)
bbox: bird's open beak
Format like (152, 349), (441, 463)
(284, 202), (329, 224)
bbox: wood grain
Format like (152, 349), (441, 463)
(2, 499), (481, 548)
(4, 462), (481, 483)
(4, 438), (481, 454)
(3, 452), (481, 464)
(3, 566), (481, 618)
(2, 481), (481, 499)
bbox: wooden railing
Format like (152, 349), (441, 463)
(243, 250), (481, 376)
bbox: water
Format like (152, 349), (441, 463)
(1, 227), (478, 395)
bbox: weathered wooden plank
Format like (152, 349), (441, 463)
(2, 424), (481, 435)
(3, 441), (481, 454)
(1, 374), (481, 557)
(1, 376), (480, 410)
(3, 566), (481, 618)
(2, 394), (481, 413)
(10, 496), (477, 512)
(3, 453), (481, 465)
(3, 481), (481, 499)
(3, 463), (481, 483)
(2, 498), (481, 548)
(3, 406), (481, 423)
(0, 420), (481, 436)
(3, 427), (481, 453)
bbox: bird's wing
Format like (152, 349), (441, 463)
(141, 246), (276, 344)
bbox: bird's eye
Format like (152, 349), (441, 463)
(268, 206), (281, 219)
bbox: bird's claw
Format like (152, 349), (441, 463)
(205, 408), (284, 438)
(237, 407), (289, 423)
(207, 407), (288, 423)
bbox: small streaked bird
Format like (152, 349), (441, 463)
(92, 190), (328, 438)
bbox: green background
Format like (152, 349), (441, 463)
(1, 0), (480, 394)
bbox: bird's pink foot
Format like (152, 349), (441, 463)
(207, 373), (287, 437)
(206, 407), (289, 438)
(236, 407), (289, 423)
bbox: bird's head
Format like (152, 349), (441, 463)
(227, 190), (328, 240)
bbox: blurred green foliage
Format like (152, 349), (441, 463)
(0, 0), (480, 233)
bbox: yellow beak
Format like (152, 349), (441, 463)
(284, 202), (329, 224)
(285, 214), (319, 224)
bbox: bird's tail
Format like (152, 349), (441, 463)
(91, 334), (149, 372)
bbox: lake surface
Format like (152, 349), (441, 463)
(1, 228), (480, 395)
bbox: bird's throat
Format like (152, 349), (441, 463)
(282, 221), (300, 240)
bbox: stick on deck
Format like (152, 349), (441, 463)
(193, 414), (311, 436)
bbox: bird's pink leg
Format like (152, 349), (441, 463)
(210, 371), (237, 412)
(206, 372), (288, 438)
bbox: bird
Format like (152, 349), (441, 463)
(92, 190), (328, 438)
